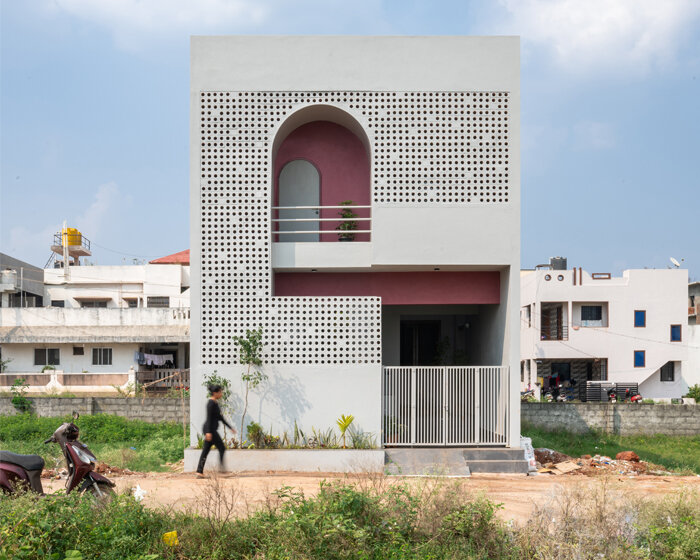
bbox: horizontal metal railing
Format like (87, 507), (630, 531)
(382, 366), (510, 446)
(136, 368), (189, 390)
(540, 325), (569, 341)
(271, 205), (371, 241)
(53, 231), (91, 251)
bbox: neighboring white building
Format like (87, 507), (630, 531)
(0, 247), (191, 393)
(688, 282), (700, 391)
(521, 258), (690, 400)
(190, 36), (521, 447)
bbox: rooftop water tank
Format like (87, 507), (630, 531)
(550, 256), (567, 270)
(62, 227), (82, 247)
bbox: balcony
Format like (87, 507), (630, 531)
(0, 307), (190, 344)
(540, 302), (568, 341)
(540, 324), (569, 341)
(272, 204), (372, 242)
(271, 204), (373, 270)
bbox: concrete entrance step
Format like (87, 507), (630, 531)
(384, 448), (529, 475)
(384, 449), (471, 476)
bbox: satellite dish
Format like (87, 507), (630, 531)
(670, 257), (684, 268)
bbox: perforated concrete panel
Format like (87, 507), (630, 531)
(198, 90), (510, 365)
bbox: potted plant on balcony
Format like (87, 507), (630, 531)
(336, 200), (359, 242)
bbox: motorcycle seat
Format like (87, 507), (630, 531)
(0, 451), (45, 472)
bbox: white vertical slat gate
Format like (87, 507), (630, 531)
(382, 366), (510, 446)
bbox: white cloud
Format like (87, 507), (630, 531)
(51, 0), (270, 50)
(76, 182), (131, 240)
(497, 0), (700, 74)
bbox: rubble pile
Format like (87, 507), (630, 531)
(534, 448), (658, 476)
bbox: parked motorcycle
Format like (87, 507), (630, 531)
(607, 387), (617, 403)
(0, 413), (115, 500)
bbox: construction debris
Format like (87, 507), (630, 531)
(615, 451), (640, 462)
(533, 448), (664, 477)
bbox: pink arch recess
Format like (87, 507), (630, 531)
(274, 121), (371, 242)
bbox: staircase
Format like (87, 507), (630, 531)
(385, 448), (528, 476)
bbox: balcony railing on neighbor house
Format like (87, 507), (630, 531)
(136, 369), (190, 391)
(272, 205), (371, 241)
(540, 325), (569, 341)
(382, 366), (510, 446)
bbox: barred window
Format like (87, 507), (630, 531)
(92, 348), (112, 366)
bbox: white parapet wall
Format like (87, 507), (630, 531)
(184, 448), (386, 473)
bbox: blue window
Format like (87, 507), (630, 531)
(670, 325), (681, 342)
(634, 310), (646, 327)
(634, 350), (645, 368)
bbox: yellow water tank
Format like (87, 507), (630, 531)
(62, 227), (82, 247)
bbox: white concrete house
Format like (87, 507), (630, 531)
(521, 259), (689, 400)
(0, 249), (191, 393)
(687, 282), (700, 391)
(189, 36), (521, 449)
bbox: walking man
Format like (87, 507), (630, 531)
(196, 383), (235, 477)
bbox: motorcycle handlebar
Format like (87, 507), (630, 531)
(44, 437), (54, 444)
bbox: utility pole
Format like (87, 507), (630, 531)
(62, 220), (70, 282)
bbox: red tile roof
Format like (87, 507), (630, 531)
(149, 250), (189, 265)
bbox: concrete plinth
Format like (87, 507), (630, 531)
(184, 448), (385, 473)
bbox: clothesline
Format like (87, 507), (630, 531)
(135, 352), (175, 367)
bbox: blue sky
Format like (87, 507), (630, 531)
(1, 0), (699, 278)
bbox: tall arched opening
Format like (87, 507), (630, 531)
(272, 105), (371, 242)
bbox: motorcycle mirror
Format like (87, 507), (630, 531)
(72, 411), (80, 420)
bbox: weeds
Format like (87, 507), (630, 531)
(0, 477), (697, 559)
(0, 414), (184, 472)
(10, 378), (31, 413)
(112, 382), (143, 398)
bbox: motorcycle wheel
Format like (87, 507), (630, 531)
(86, 481), (116, 505)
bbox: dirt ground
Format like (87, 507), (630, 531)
(44, 471), (700, 524)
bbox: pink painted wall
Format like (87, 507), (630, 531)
(274, 271), (500, 305)
(274, 121), (371, 242)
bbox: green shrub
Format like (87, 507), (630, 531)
(10, 378), (31, 413)
(635, 490), (700, 560)
(0, 490), (170, 560)
(684, 384), (700, 403)
(0, 479), (698, 559)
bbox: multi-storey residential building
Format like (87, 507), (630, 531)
(688, 281), (700, 388)
(0, 244), (190, 393)
(689, 281), (700, 326)
(521, 258), (690, 400)
(190, 36), (521, 449)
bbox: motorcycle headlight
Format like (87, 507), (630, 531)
(71, 444), (96, 464)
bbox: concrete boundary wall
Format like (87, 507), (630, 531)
(0, 397), (189, 424)
(522, 402), (700, 436)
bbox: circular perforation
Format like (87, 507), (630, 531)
(197, 90), (511, 365)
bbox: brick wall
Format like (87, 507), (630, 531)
(522, 402), (700, 436)
(0, 397), (189, 424)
